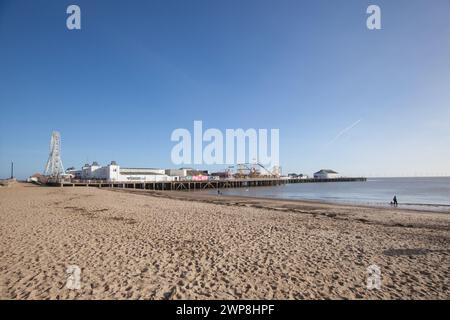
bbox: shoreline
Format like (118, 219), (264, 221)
(106, 187), (450, 216)
(106, 188), (450, 233)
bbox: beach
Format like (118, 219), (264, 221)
(0, 183), (449, 299)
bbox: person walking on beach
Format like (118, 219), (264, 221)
(393, 195), (398, 207)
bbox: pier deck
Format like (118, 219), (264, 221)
(46, 177), (367, 191)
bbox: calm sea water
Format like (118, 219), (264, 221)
(208, 177), (450, 212)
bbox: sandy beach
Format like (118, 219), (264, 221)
(0, 183), (449, 299)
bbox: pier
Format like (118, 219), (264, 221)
(46, 177), (367, 190)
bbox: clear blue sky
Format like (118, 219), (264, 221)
(1, 0), (450, 179)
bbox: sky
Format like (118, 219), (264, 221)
(1, 0), (450, 179)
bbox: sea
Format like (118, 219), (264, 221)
(207, 177), (450, 212)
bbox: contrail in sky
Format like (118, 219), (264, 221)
(326, 119), (362, 146)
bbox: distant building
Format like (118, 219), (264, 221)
(313, 169), (339, 179)
(27, 173), (46, 184)
(78, 161), (173, 182)
(165, 168), (189, 177)
(211, 171), (232, 179)
(288, 173), (309, 179)
(165, 168), (209, 178)
(66, 167), (82, 179)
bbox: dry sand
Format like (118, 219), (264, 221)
(0, 183), (449, 299)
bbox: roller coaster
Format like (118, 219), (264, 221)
(226, 162), (281, 178)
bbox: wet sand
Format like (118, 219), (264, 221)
(0, 183), (449, 299)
